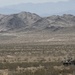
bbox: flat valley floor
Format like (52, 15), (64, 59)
(0, 32), (75, 75)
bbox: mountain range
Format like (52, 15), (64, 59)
(0, 0), (75, 16)
(0, 12), (75, 33)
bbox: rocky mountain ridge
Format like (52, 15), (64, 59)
(0, 12), (75, 32)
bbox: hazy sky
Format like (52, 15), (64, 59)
(0, 0), (69, 7)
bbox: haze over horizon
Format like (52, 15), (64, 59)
(0, 0), (74, 16)
(0, 0), (70, 7)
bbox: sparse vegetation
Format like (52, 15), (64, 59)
(0, 43), (75, 75)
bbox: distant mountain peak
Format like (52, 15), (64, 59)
(0, 12), (75, 33)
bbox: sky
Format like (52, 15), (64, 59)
(0, 0), (69, 7)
